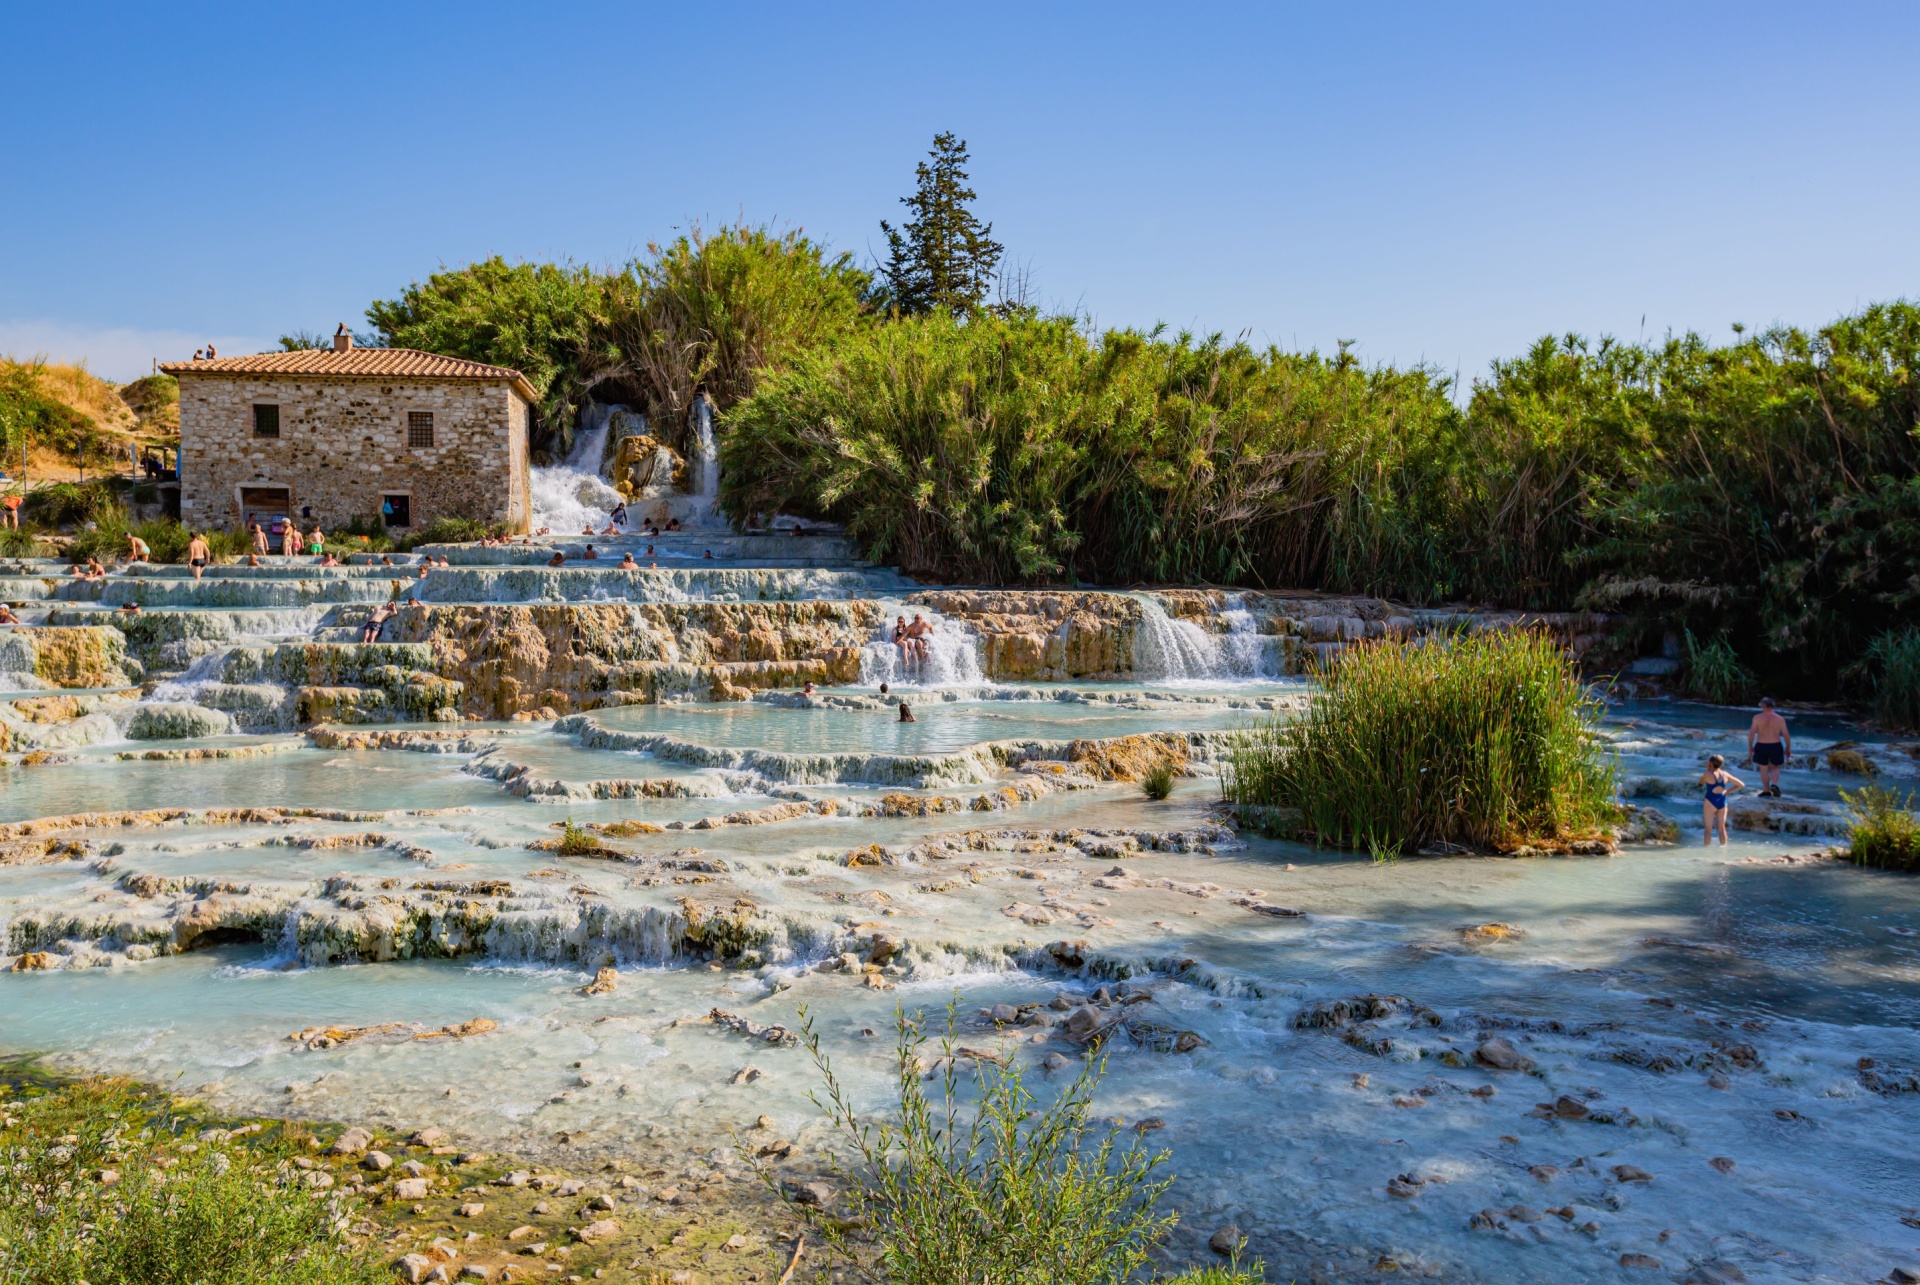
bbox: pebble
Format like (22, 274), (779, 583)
(1552, 1096), (1591, 1120)
(411, 1127), (447, 1146)
(1619, 1253), (1663, 1269)
(392, 1178), (430, 1200)
(1042, 1053), (1070, 1072)
(784, 1180), (833, 1206)
(1708, 1071), (1731, 1090)
(1474, 1037), (1532, 1072)
(1208, 1225), (1243, 1256)
(459, 1202), (486, 1217)
(1611, 1164), (1653, 1184)
(588, 1194), (616, 1211)
(362, 1150), (393, 1172)
(532, 1201), (552, 1215)
(988, 1004), (1019, 1024)
(1528, 1165), (1560, 1183)
(401, 1159), (429, 1179)
(508, 1226), (537, 1240)
(574, 1218), (620, 1242)
(1709, 1156), (1736, 1174)
(328, 1126), (373, 1156)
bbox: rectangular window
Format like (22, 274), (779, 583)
(252, 404), (279, 438)
(407, 411), (434, 448)
(380, 494), (412, 527)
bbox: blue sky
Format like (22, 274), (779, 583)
(3, 1), (1916, 384)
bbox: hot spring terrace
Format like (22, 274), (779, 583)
(4, 536), (1920, 1284)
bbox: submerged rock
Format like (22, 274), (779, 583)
(122, 701), (233, 740)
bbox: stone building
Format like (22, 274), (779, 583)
(162, 331), (537, 536)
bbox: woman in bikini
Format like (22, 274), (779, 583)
(1699, 753), (1744, 847)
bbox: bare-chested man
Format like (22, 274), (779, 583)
(186, 531), (210, 581)
(905, 613), (933, 665)
(1747, 697), (1791, 798)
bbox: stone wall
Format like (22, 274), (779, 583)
(176, 374), (531, 533)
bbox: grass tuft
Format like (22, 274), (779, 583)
(1140, 762), (1176, 801)
(1682, 629), (1756, 705)
(1223, 630), (1618, 855)
(1841, 785), (1920, 871)
(783, 1002), (1180, 1285)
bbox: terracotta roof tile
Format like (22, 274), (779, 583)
(160, 348), (539, 402)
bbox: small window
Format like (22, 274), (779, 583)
(380, 494), (412, 527)
(252, 404), (280, 438)
(407, 411), (434, 448)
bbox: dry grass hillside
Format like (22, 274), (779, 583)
(0, 357), (178, 483)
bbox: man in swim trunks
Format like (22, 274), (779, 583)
(186, 531), (210, 580)
(1747, 697), (1790, 798)
(905, 613), (933, 665)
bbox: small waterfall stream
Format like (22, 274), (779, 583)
(858, 605), (985, 689)
(529, 408), (625, 534)
(1131, 593), (1282, 682)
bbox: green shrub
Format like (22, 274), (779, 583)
(21, 480), (119, 529)
(396, 516), (501, 551)
(1863, 628), (1920, 729)
(556, 817), (597, 856)
(1141, 762), (1176, 801)
(1682, 630), (1756, 704)
(1841, 786), (1920, 871)
(1224, 630), (1618, 856)
(785, 1003), (1176, 1285)
(0, 525), (52, 558)
(339, 514), (396, 553)
(1162, 1269), (1266, 1284)
(0, 1078), (383, 1285)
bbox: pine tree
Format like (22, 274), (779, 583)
(880, 133), (1004, 316)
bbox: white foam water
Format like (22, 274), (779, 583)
(530, 411), (625, 535)
(1131, 594), (1284, 682)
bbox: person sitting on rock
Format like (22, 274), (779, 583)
(892, 614), (909, 662)
(117, 600), (142, 615)
(416, 564), (431, 580)
(581, 524), (596, 535)
(617, 551), (638, 570)
(905, 613), (933, 665)
(0, 603), (20, 625)
(318, 552), (340, 567)
(380, 555), (394, 566)
(547, 551), (567, 567)
(85, 558), (106, 581)
(666, 517), (681, 532)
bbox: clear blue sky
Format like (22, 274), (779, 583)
(3, 1), (1916, 384)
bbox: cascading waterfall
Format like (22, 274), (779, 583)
(529, 406), (625, 534)
(1131, 593), (1283, 682)
(1131, 595), (1222, 682)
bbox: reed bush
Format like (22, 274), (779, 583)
(0, 1078), (382, 1285)
(1682, 630), (1756, 705)
(787, 1004), (1177, 1285)
(1223, 630), (1617, 855)
(1141, 762), (1176, 800)
(1862, 629), (1920, 729)
(1841, 786), (1920, 871)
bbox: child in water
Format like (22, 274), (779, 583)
(1698, 753), (1744, 847)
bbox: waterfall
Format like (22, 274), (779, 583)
(1132, 594), (1285, 682)
(859, 606), (984, 689)
(530, 405), (626, 534)
(692, 397), (719, 500)
(1131, 596), (1222, 682)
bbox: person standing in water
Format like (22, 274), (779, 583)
(1746, 697), (1791, 798)
(898, 700), (915, 723)
(185, 531), (210, 580)
(1699, 753), (1744, 847)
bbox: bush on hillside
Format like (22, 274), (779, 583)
(22, 480), (120, 528)
(1224, 630), (1618, 856)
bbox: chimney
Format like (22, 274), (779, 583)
(333, 324), (352, 353)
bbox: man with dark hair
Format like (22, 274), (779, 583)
(1747, 697), (1791, 798)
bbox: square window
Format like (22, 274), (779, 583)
(407, 411), (434, 448)
(252, 404), (279, 438)
(381, 494), (412, 527)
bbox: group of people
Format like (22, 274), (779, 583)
(891, 613), (934, 666)
(1697, 698), (1794, 846)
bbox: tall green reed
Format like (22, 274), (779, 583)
(1222, 630), (1618, 855)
